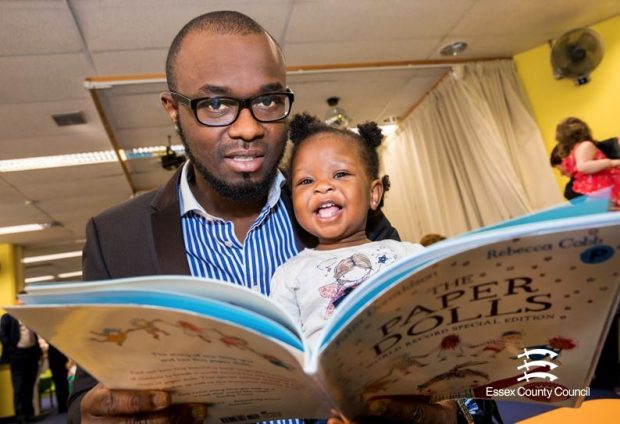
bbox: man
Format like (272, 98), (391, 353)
(1, 307), (42, 424)
(68, 11), (457, 424)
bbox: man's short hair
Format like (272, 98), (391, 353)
(165, 11), (279, 91)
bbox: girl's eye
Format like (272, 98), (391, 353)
(334, 171), (349, 178)
(297, 178), (312, 186)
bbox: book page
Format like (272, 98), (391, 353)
(9, 305), (333, 423)
(316, 223), (619, 418)
(25, 275), (300, 334)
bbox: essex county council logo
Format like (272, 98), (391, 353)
(516, 348), (558, 382)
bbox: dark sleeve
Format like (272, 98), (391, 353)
(67, 369), (98, 423)
(597, 137), (620, 159)
(67, 218), (111, 423)
(0, 315), (7, 343)
(563, 179), (581, 200)
(366, 209), (401, 242)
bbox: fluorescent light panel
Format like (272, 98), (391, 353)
(0, 146), (185, 172)
(0, 223), (53, 236)
(25, 270), (83, 284)
(22, 250), (82, 264)
(57, 271), (83, 278)
(24, 275), (55, 283)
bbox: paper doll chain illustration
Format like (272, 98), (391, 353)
(89, 318), (295, 371)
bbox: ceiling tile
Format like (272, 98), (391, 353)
(0, 54), (94, 103)
(1, 163), (126, 189)
(0, 0), (83, 56)
(73, 0), (292, 51)
(131, 170), (174, 192)
(452, 0), (620, 38)
(1, 131), (111, 160)
(92, 49), (168, 75)
(284, 38), (441, 65)
(0, 226), (75, 247)
(105, 92), (170, 129)
(0, 100), (103, 141)
(16, 174), (131, 202)
(116, 126), (178, 150)
(285, 0), (474, 43)
(37, 193), (130, 215)
(0, 203), (53, 227)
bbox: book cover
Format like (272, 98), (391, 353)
(6, 203), (620, 422)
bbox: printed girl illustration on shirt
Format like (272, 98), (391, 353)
(319, 253), (374, 317)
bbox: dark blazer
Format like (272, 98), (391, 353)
(68, 166), (400, 422)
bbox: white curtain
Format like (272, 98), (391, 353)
(381, 60), (562, 242)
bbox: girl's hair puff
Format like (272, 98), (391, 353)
(288, 113), (387, 184)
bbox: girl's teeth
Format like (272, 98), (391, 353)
(317, 206), (340, 218)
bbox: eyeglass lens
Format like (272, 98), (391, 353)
(195, 93), (291, 126)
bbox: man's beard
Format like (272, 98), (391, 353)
(177, 121), (285, 201)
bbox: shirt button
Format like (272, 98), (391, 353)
(224, 240), (234, 247)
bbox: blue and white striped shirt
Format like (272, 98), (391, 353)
(179, 163), (305, 424)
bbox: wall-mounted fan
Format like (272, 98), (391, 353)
(550, 28), (604, 85)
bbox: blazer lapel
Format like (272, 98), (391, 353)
(150, 167), (191, 275)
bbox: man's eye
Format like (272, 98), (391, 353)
(254, 95), (282, 109)
(199, 98), (232, 113)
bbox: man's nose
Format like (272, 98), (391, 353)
(227, 108), (265, 141)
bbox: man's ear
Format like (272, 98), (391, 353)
(161, 92), (178, 123)
(369, 179), (384, 211)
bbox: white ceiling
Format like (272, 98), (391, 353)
(1, 0), (619, 282)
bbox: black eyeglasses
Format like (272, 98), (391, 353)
(170, 89), (294, 127)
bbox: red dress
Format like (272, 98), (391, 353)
(562, 143), (620, 205)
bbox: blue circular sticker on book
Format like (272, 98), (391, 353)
(580, 245), (614, 264)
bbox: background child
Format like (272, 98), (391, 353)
(553, 117), (620, 207)
(270, 113), (424, 347)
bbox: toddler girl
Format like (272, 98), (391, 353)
(270, 113), (424, 347)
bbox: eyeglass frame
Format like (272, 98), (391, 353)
(169, 89), (295, 127)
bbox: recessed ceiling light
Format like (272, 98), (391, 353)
(440, 41), (468, 57)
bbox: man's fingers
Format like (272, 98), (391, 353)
(81, 384), (207, 424)
(365, 397), (457, 424)
(83, 384), (171, 417)
(83, 404), (208, 424)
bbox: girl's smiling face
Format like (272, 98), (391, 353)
(291, 133), (383, 250)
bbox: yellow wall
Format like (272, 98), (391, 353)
(514, 14), (620, 189)
(0, 244), (22, 418)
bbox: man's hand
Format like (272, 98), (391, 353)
(327, 398), (457, 424)
(80, 383), (208, 423)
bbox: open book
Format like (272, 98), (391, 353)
(7, 195), (620, 423)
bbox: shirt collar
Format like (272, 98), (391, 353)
(179, 161), (286, 221)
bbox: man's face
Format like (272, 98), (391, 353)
(162, 31), (288, 200)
